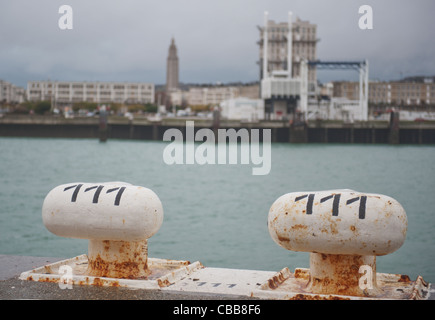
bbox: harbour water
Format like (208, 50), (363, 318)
(0, 137), (434, 283)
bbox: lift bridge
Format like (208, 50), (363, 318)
(260, 11), (369, 122)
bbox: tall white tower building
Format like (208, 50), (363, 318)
(166, 38), (179, 93)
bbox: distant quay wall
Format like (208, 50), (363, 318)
(1, 114), (435, 144)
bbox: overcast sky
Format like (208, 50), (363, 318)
(1, 0), (434, 88)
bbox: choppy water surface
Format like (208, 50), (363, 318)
(0, 137), (434, 283)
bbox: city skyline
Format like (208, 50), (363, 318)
(1, 0), (434, 88)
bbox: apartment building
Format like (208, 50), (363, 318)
(332, 78), (435, 106)
(257, 17), (318, 87)
(169, 83), (260, 107)
(0, 80), (25, 104)
(27, 80), (155, 107)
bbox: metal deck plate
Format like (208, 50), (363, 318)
(19, 256), (431, 300)
(164, 267), (277, 297)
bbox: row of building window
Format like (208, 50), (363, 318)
(31, 83), (152, 90)
(342, 84), (435, 91)
(268, 26), (316, 34)
(30, 90), (152, 96)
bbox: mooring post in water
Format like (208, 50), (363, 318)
(99, 105), (108, 142)
(389, 110), (400, 144)
(152, 124), (159, 141)
(289, 111), (308, 143)
(212, 106), (220, 138)
(268, 189), (408, 297)
(42, 182), (164, 279)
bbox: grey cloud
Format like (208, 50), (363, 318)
(0, 0), (434, 88)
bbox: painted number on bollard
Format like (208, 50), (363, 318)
(63, 184), (126, 206)
(295, 193), (367, 219)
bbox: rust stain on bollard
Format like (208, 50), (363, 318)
(307, 253), (380, 297)
(87, 240), (150, 279)
(289, 294), (350, 300)
(266, 268), (290, 289)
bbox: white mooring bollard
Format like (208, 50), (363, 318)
(18, 184), (428, 299)
(42, 182), (163, 279)
(268, 189), (408, 297)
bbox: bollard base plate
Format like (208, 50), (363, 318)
(18, 258), (431, 300)
(253, 267), (431, 300)
(19, 254), (203, 289)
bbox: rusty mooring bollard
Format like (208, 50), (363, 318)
(42, 182), (163, 279)
(268, 189), (408, 297)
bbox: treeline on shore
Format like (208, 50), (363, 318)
(0, 101), (159, 115)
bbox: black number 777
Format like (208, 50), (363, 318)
(294, 193), (367, 219)
(63, 184), (126, 206)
